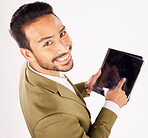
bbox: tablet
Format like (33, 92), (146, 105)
(92, 48), (144, 100)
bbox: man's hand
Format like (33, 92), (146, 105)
(86, 69), (101, 94)
(106, 78), (128, 108)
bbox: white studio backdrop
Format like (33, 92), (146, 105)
(0, 0), (148, 137)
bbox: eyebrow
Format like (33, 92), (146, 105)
(60, 26), (65, 33)
(38, 26), (66, 43)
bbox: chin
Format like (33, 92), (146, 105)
(60, 60), (74, 72)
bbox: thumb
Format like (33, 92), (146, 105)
(94, 68), (101, 79)
(87, 68), (101, 89)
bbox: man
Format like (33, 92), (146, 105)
(10, 2), (127, 138)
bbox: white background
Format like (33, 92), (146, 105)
(0, 0), (148, 137)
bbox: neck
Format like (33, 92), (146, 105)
(29, 62), (59, 77)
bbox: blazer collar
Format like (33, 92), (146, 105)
(25, 61), (86, 107)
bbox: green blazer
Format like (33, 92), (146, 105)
(19, 62), (117, 138)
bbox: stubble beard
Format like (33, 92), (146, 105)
(35, 56), (74, 72)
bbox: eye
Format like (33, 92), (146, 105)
(44, 41), (52, 47)
(60, 31), (66, 38)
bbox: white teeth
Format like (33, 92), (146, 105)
(57, 54), (69, 62)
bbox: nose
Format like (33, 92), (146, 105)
(56, 39), (69, 53)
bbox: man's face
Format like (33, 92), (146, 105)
(23, 14), (73, 73)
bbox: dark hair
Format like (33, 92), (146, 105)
(10, 1), (55, 51)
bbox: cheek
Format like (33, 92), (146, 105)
(34, 48), (54, 62)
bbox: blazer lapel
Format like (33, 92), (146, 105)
(64, 75), (86, 104)
(26, 62), (86, 108)
(25, 61), (91, 117)
(56, 82), (86, 107)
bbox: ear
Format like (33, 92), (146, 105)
(20, 48), (33, 61)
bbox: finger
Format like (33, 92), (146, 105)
(91, 69), (101, 84)
(94, 68), (101, 79)
(116, 78), (126, 89)
(87, 69), (101, 90)
(87, 68), (101, 84)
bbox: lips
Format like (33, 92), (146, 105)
(54, 53), (71, 63)
(56, 54), (69, 62)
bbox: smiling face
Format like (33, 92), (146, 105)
(21, 14), (73, 76)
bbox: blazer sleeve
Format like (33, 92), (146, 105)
(75, 82), (90, 98)
(34, 108), (117, 138)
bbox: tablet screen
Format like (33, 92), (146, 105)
(93, 48), (143, 99)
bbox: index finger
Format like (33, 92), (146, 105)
(116, 78), (126, 89)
